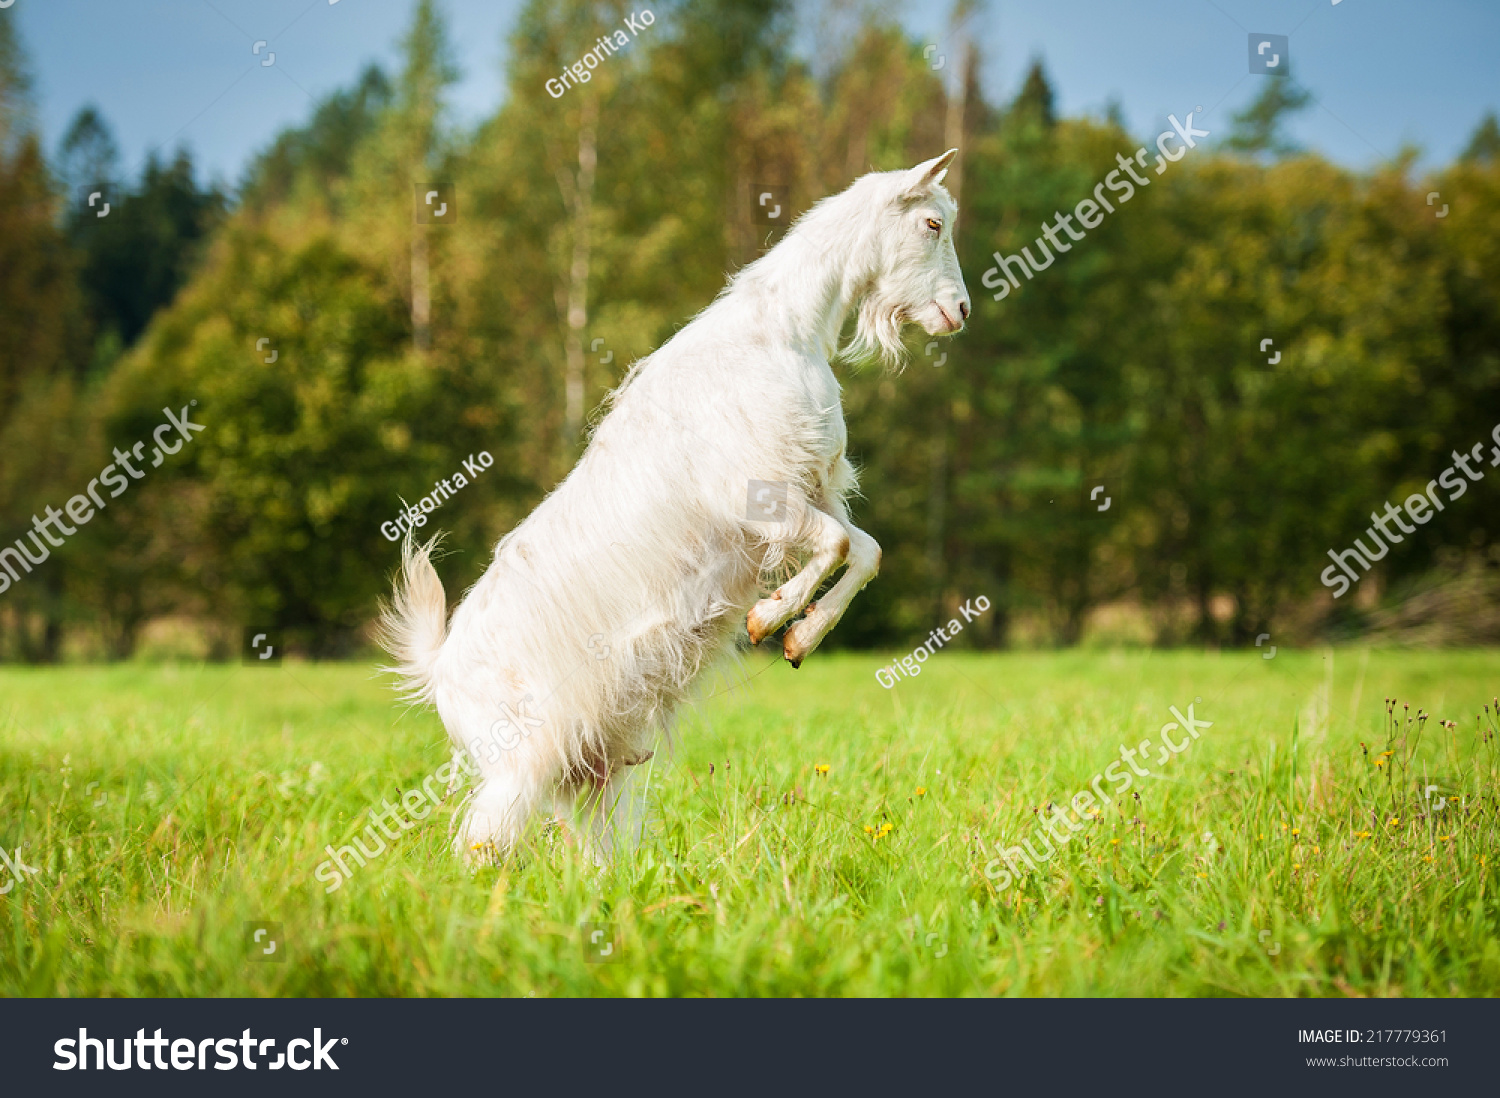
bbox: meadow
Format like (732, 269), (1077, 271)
(0, 648), (1496, 997)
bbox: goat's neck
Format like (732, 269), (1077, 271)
(750, 216), (876, 361)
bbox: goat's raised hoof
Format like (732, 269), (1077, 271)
(783, 610), (823, 668)
(783, 628), (808, 668)
(746, 591), (786, 646)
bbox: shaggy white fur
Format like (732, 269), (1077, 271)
(380, 150), (970, 861)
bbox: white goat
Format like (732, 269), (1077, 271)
(380, 150), (970, 861)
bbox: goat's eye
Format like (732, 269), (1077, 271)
(926, 218), (942, 233)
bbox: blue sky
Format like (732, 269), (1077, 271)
(8, 0), (1498, 190)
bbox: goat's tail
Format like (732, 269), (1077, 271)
(376, 532), (448, 705)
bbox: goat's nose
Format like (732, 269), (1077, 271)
(958, 300), (969, 321)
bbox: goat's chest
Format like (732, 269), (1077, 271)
(798, 360), (848, 455)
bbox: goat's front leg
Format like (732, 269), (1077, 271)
(747, 506), (850, 645)
(782, 513), (880, 668)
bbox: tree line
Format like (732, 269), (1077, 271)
(1, 0), (1498, 662)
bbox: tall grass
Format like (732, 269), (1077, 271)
(1, 649), (1496, 996)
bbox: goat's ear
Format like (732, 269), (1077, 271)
(899, 149), (958, 200)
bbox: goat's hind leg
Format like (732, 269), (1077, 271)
(746, 506), (849, 645)
(558, 767), (647, 865)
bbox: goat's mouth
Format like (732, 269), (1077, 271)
(924, 302), (963, 336)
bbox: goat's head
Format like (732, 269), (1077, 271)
(845, 149), (970, 366)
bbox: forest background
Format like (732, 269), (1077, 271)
(2, 0), (1498, 663)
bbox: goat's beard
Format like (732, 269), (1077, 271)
(840, 290), (909, 370)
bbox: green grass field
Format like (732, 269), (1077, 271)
(1, 648), (1497, 996)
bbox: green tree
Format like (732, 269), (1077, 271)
(1224, 79), (1311, 155)
(1460, 111), (1500, 164)
(1009, 58), (1056, 130)
(240, 64), (392, 213)
(0, 15), (87, 660)
(94, 4), (515, 652)
(56, 105), (119, 198)
(66, 143), (226, 354)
